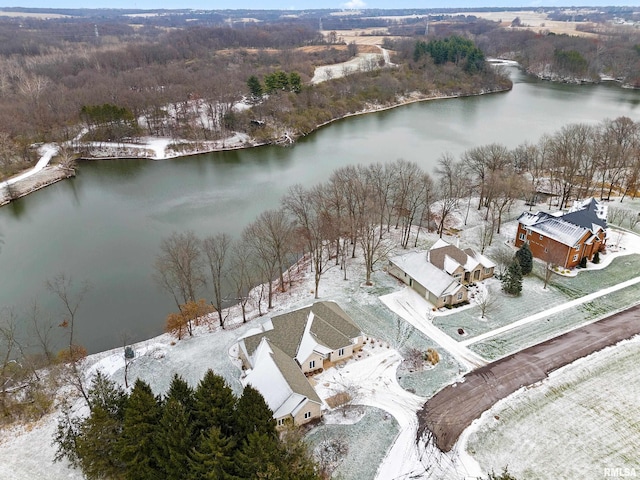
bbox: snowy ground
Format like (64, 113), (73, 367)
(465, 335), (640, 480)
(3, 199), (640, 480)
(311, 49), (390, 84)
(0, 143), (58, 189)
(79, 132), (252, 161)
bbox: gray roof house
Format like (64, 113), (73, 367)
(388, 251), (468, 308)
(238, 301), (365, 426)
(428, 238), (495, 284)
(243, 338), (323, 427)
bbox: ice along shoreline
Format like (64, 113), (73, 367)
(0, 85), (511, 208)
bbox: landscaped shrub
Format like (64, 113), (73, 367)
(425, 348), (440, 365)
(515, 243), (533, 275)
(579, 257), (587, 268)
(593, 251), (600, 264)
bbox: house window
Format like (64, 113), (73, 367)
(573, 254), (578, 262)
(575, 245), (580, 251)
(304, 412), (312, 419)
(526, 228), (531, 235)
(277, 418), (284, 426)
(544, 248), (548, 253)
(519, 233), (526, 241)
(309, 360), (315, 369)
(484, 268), (492, 274)
(456, 292), (463, 300)
(540, 234), (543, 240)
(338, 348), (345, 357)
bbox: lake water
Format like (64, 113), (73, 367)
(1, 67), (639, 354)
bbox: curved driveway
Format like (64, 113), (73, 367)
(417, 303), (640, 452)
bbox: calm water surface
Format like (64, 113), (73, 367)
(1, 68), (639, 353)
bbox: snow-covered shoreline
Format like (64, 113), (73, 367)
(4, 208), (640, 479)
(0, 85), (511, 208)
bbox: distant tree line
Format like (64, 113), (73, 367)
(54, 370), (320, 480)
(0, 17), (509, 180)
(476, 25), (640, 84)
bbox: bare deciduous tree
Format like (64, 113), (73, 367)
(228, 239), (254, 323)
(202, 233), (231, 328)
(46, 273), (91, 404)
(153, 231), (206, 310)
(284, 184), (335, 298)
(434, 154), (462, 238)
(475, 287), (497, 319)
(490, 244), (514, 279)
(242, 210), (292, 310)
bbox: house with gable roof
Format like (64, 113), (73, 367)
(237, 301), (364, 426)
(514, 197), (608, 269)
(388, 239), (494, 308)
(388, 251), (469, 308)
(242, 338), (323, 427)
(427, 238), (495, 284)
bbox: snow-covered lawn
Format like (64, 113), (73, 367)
(311, 52), (386, 84)
(4, 200), (640, 480)
(465, 335), (640, 480)
(380, 287), (488, 370)
(314, 347), (425, 480)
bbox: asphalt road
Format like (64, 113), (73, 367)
(417, 303), (640, 452)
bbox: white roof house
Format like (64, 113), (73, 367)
(428, 238), (495, 279)
(237, 301), (364, 426)
(391, 251), (463, 298)
(243, 338), (322, 421)
(388, 251), (469, 309)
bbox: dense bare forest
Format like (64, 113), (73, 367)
(3, 7), (640, 182)
(0, 10), (516, 181)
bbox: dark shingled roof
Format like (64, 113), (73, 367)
(269, 342), (322, 405)
(560, 198), (607, 231)
(243, 301), (361, 360)
(428, 245), (468, 272)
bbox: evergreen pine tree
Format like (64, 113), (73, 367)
(73, 371), (128, 479)
(246, 75), (263, 102)
(233, 431), (283, 479)
(594, 251), (600, 264)
(279, 426), (322, 480)
(189, 427), (236, 480)
(234, 385), (277, 441)
(502, 259), (523, 295)
(515, 243), (533, 275)
(166, 374), (195, 415)
(155, 398), (195, 480)
(76, 406), (127, 479)
(194, 369), (236, 437)
(119, 379), (162, 480)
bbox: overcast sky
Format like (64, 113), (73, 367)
(1, 0), (640, 11)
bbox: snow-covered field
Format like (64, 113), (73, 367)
(2, 199), (640, 480)
(311, 49), (391, 84)
(465, 335), (640, 480)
